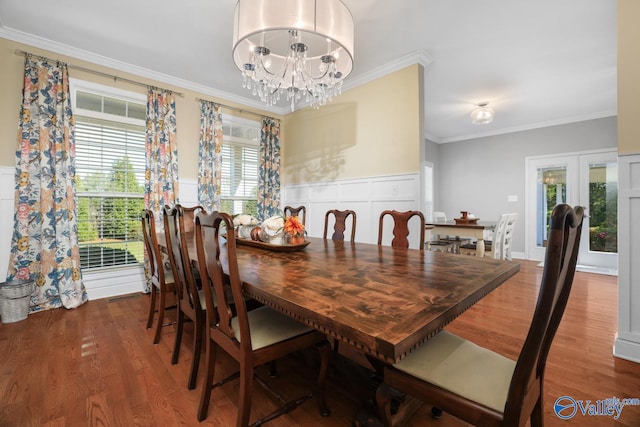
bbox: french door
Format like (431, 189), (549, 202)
(526, 149), (618, 273)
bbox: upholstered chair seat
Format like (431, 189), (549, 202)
(231, 306), (315, 351)
(392, 331), (516, 412)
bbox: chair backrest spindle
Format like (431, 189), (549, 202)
(163, 204), (203, 312)
(141, 210), (163, 284)
(196, 212), (250, 350)
(284, 205), (306, 226)
(504, 205), (583, 423)
(323, 209), (357, 242)
(378, 210), (425, 250)
(492, 213), (519, 260)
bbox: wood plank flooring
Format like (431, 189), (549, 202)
(1, 260), (639, 426)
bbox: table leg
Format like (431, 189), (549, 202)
(425, 226), (433, 251)
(362, 355), (423, 427)
(476, 238), (485, 257)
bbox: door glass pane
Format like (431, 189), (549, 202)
(536, 167), (567, 247)
(588, 161), (618, 253)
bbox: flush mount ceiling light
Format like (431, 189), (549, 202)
(232, 0), (354, 111)
(470, 103), (495, 124)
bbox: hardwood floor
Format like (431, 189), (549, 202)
(1, 260), (639, 426)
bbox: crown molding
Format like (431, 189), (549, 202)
(437, 110), (618, 144)
(0, 26), (287, 116)
(342, 49), (433, 92)
(263, 49), (434, 113)
(424, 132), (441, 144)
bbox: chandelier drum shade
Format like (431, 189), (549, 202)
(470, 103), (495, 124)
(232, 0), (354, 110)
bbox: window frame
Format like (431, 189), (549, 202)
(70, 78), (147, 272)
(220, 114), (260, 216)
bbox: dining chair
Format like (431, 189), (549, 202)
(284, 205), (306, 225)
(376, 204), (584, 427)
(428, 211), (453, 252)
(163, 204), (207, 390)
(429, 211), (468, 253)
(181, 204), (205, 235)
(433, 211), (447, 223)
(195, 211), (332, 426)
(499, 213), (519, 261)
(460, 213), (519, 260)
(378, 210), (425, 250)
(141, 209), (176, 344)
(323, 209), (356, 242)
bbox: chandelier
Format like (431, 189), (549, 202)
(232, 0), (354, 111)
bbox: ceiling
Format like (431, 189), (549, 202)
(0, 0), (617, 143)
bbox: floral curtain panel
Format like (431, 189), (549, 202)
(197, 101), (222, 212)
(7, 55), (87, 312)
(144, 87), (179, 214)
(143, 87), (179, 292)
(257, 117), (281, 221)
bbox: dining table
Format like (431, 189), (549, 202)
(426, 220), (496, 257)
(160, 232), (520, 424)
(171, 234), (519, 365)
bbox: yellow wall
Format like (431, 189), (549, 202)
(0, 38), (24, 164)
(0, 37), (280, 180)
(281, 64), (423, 184)
(618, 0), (640, 154)
(1, 37), (423, 186)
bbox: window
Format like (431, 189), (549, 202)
(220, 116), (260, 216)
(71, 80), (146, 270)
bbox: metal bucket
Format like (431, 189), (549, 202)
(0, 280), (35, 323)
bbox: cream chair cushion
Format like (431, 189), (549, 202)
(164, 269), (175, 284)
(197, 289), (207, 310)
(232, 306), (313, 350)
(394, 330), (516, 412)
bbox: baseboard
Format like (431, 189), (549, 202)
(82, 266), (146, 300)
(613, 336), (640, 364)
(536, 260), (618, 276)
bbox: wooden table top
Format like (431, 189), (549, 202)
(426, 221), (496, 230)
(170, 235), (520, 364)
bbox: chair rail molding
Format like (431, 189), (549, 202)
(615, 153), (640, 363)
(282, 173), (421, 247)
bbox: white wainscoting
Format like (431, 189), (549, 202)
(82, 266), (147, 300)
(178, 179), (198, 207)
(0, 166), (14, 283)
(0, 170), (200, 300)
(282, 173), (422, 247)
(615, 154), (640, 363)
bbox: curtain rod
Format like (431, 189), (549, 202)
(14, 49), (184, 97)
(195, 97), (272, 121)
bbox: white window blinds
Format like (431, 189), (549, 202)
(220, 118), (260, 216)
(74, 91), (146, 270)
